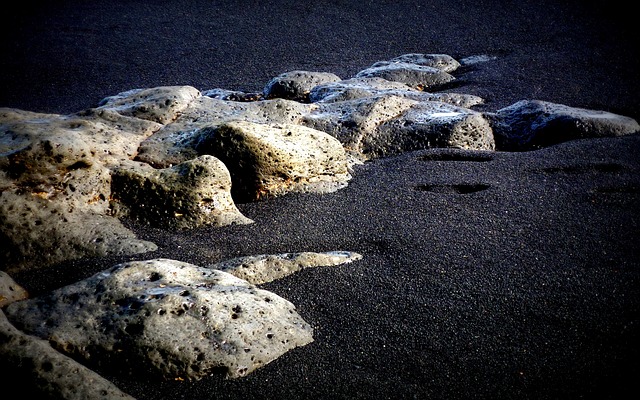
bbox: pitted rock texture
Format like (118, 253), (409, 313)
(0, 310), (135, 400)
(355, 62), (456, 90)
(263, 70), (342, 102)
(110, 155), (252, 229)
(370, 53), (462, 72)
(0, 271), (29, 307)
(195, 121), (352, 202)
(211, 251), (363, 285)
(4, 258), (315, 381)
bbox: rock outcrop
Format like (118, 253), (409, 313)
(4, 258), (316, 381)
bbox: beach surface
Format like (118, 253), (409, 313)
(1, 1), (639, 399)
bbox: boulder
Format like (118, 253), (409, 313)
(487, 100), (640, 151)
(0, 310), (135, 400)
(97, 85), (201, 125)
(0, 108), (160, 272)
(3, 258), (315, 381)
(195, 121), (352, 202)
(302, 94), (494, 159)
(210, 251), (363, 285)
(369, 53), (461, 73)
(110, 155), (253, 229)
(355, 62), (455, 90)
(135, 97), (313, 168)
(263, 70), (342, 102)
(309, 77), (483, 108)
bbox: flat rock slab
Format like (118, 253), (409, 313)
(4, 258), (314, 380)
(210, 251), (363, 285)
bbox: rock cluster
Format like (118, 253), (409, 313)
(1, 53), (639, 399)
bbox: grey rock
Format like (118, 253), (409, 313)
(202, 88), (264, 102)
(355, 62), (455, 90)
(110, 155), (253, 229)
(309, 77), (484, 108)
(263, 70), (342, 102)
(211, 251), (363, 285)
(0, 310), (135, 400)
(0, 271), (29, 307)
(4, 258), (314, 380)
(135, 97), (313, 168)
(302, 94), (494, 159)
(0, 108), (161, 272)
(97, 86), (200, 125)
(487, 100), (640, 151)
(370, 53), (461, 73)
(195, 121), (352, 202)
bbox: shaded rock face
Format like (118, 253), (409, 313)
(4, 258), (315, 380)
(110, 155), (253, 229)
(487, 100), (640, 151)
(263, 70), (342, 102)
(0, 310), (135, 400)
(195, 121), (352, 202)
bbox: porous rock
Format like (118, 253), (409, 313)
(488, 100), (640, 151)
(369, 53), (461, 73)
(110, 155), (253, 229)
(97, 85), (201, 125)
(0, 271), (29, 307)
(0, 310), (135, 400)
(135, 97), (313, 168)
(309, 77), (483, 108)
(302, 94), (494, 159)
(4, 258), (314, 380)
(195, 120), (352, 202)
(211, 251), (363, 285)
(263, 70), (342, 102)
(0, 108), (160, 272)
(355, 62), (455, 90)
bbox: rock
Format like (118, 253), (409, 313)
(97, 85), (201, 125)
(135, 97), (313, 168)
(355, 62), (456, 90)
(369, 53), (461, 73)
(0, 271), (29, 307)
(373, 101), (495, 155)
(488, 100), (640, 151)
(210, 251), (363, 285)
(195, 121), (352, 202)
(0, 310), (135, 400)
(0, 108), (160, 272)
(302, 94), (494, 159)
(309, 77), (484, 108)
(263, 70), (342, 102)
(110, 155), (253, 229)
(4, 258), (314, 381)
(203, 88), (264, 102)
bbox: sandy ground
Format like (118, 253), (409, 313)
(2, 1), (639, 399)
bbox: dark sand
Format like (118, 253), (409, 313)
(2, 1), (639, 399)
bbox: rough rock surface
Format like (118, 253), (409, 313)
(355, 62), (456, 90)
(0, 310), (135, 399)
(4, 258), (315, 381)
(263, 70), (342, 102)
(0, 271), (29, 307)
(195, 121), (352, 202)
(369, 53), (462, 72)
(0, 311), (133, 400)
(110, 155), (252, 229)
(487, 100), (640, 151)
(211, 251), (363, 285)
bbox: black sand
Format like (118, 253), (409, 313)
(2, 1), (639, 399)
